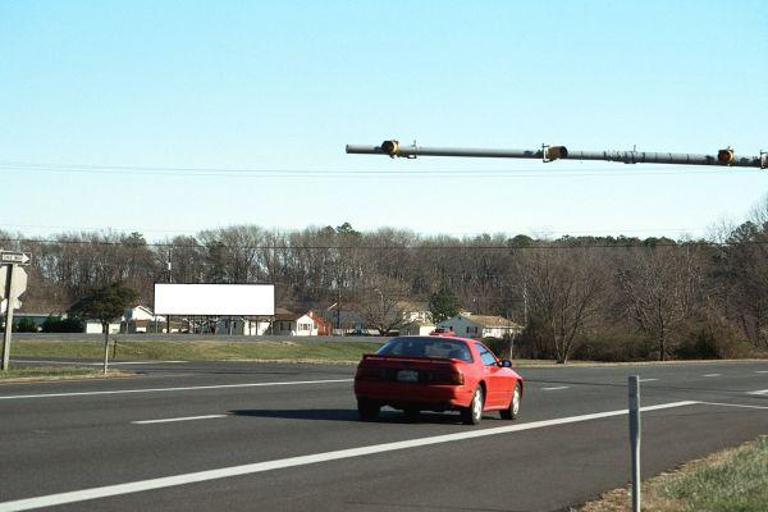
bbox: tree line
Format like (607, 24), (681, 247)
(2, 202), (768, 363)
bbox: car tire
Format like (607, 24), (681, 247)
(357, 398), (380, 421)
(461, 386), (484, 425)
(500, 383), (522, 420)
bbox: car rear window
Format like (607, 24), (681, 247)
(376, 337), (473, 362)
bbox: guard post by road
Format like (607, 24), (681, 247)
(628, 375), (641, 512)
(1, 250), (31, 371)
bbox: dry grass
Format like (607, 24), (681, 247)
(581, 436), (768, 512)
(0, 366), (132, 384)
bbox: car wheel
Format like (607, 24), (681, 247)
(461, 386), (484, 425)
(500, 383), (522, 420)
(357, 398), (380, 421)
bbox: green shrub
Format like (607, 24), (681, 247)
(41, 316), (84, 333)
(482, 337), (514, 359)
(572, 332), (655, 362)
(676, 316), (761, 360)
(14, 318), (39, 332)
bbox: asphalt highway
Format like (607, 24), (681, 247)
(1, 360), (767, 511)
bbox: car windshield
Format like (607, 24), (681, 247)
(376, 337), (472, 362)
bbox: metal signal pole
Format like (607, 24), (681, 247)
(628, 376), (642, 512)
(346, 140), (768, 169)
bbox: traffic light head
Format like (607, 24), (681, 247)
(545, 145), (568, 161)
(380, 140), (400, 157)
(717, 147), (735, 164)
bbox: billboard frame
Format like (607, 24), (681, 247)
(153, 283), (275, 316)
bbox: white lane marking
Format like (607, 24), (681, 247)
(638, 378), (658, 382)
(702, 374), (721, 377)
(0, 401), (697, 512)
(541, 386), (570, 391)
(0, 379), (353, 401)
(13, 360), (188, 366)
(108, 361), (188, 366)
(699, 401), (768, 411)
(748, 389), (768, 396)
(755, 371), (768, 374)
(132, 415), (228, 425)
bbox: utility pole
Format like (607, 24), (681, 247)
(346, 140), (768, 169)
(336, 289), (341, 332)
(522, 281), (529, 326)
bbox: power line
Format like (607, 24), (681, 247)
(0, 161), (757, 179)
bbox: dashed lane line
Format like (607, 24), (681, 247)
(541, 386), (570, 391)
(702, 374), (721, 377)
(132, 415), (228, 425)
(699, 401), (768, 410)
(0, 400), (698, 512)
(0, 379), (354, 401)
(748, 389), (768, 396)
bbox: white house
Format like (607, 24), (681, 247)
(437, 313), (523, 339)
(124, 305), (166, 333)
(273, 309), (318, 336)
(85, 320), (122, 334)
(395, 301), (436, 336)
(397, 301), (433, 325)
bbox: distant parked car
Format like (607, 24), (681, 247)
(354, 333), (524, 424)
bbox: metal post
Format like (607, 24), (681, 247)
(103, 328), (110, 376)
(628, 375), (641, 512)
(2, 264), (15, 371)
(167, 248), (172, 334)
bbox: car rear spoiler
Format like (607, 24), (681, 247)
(361, 354), (456, 364)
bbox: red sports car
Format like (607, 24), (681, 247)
(354, 333), (523, 424)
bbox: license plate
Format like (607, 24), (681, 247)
(397, 370), (419, 383)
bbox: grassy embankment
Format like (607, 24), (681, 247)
(582, 436), (768, 512)
(10, 340), (386, 364)
(11, 340), (765, 367)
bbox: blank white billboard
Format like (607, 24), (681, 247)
(154, 284), (275, 316)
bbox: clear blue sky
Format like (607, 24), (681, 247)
(1, 0), (766, 240)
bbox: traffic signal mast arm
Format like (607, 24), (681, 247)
(345, 141), (768, 169)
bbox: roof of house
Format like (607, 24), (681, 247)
(272, 307), (296, 321)
(396, 300), (430, 312)
(460, 314), (522, 329)
(274, 308), (314, 322)
(17, 298), (70, 316)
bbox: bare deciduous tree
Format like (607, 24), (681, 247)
(354, 276), (411, 335)
(617, 246), (703, 360)
(523, 248), (606, 364)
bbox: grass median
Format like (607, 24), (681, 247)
(0, 366), (117, 381)
(10, 340), (386, 364)
(582, 436), (768, 512)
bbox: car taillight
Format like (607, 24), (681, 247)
(428, 370), (464, 385)
(355, 366), (384, 381)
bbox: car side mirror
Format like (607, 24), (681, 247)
(499, 360), (512, 368)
